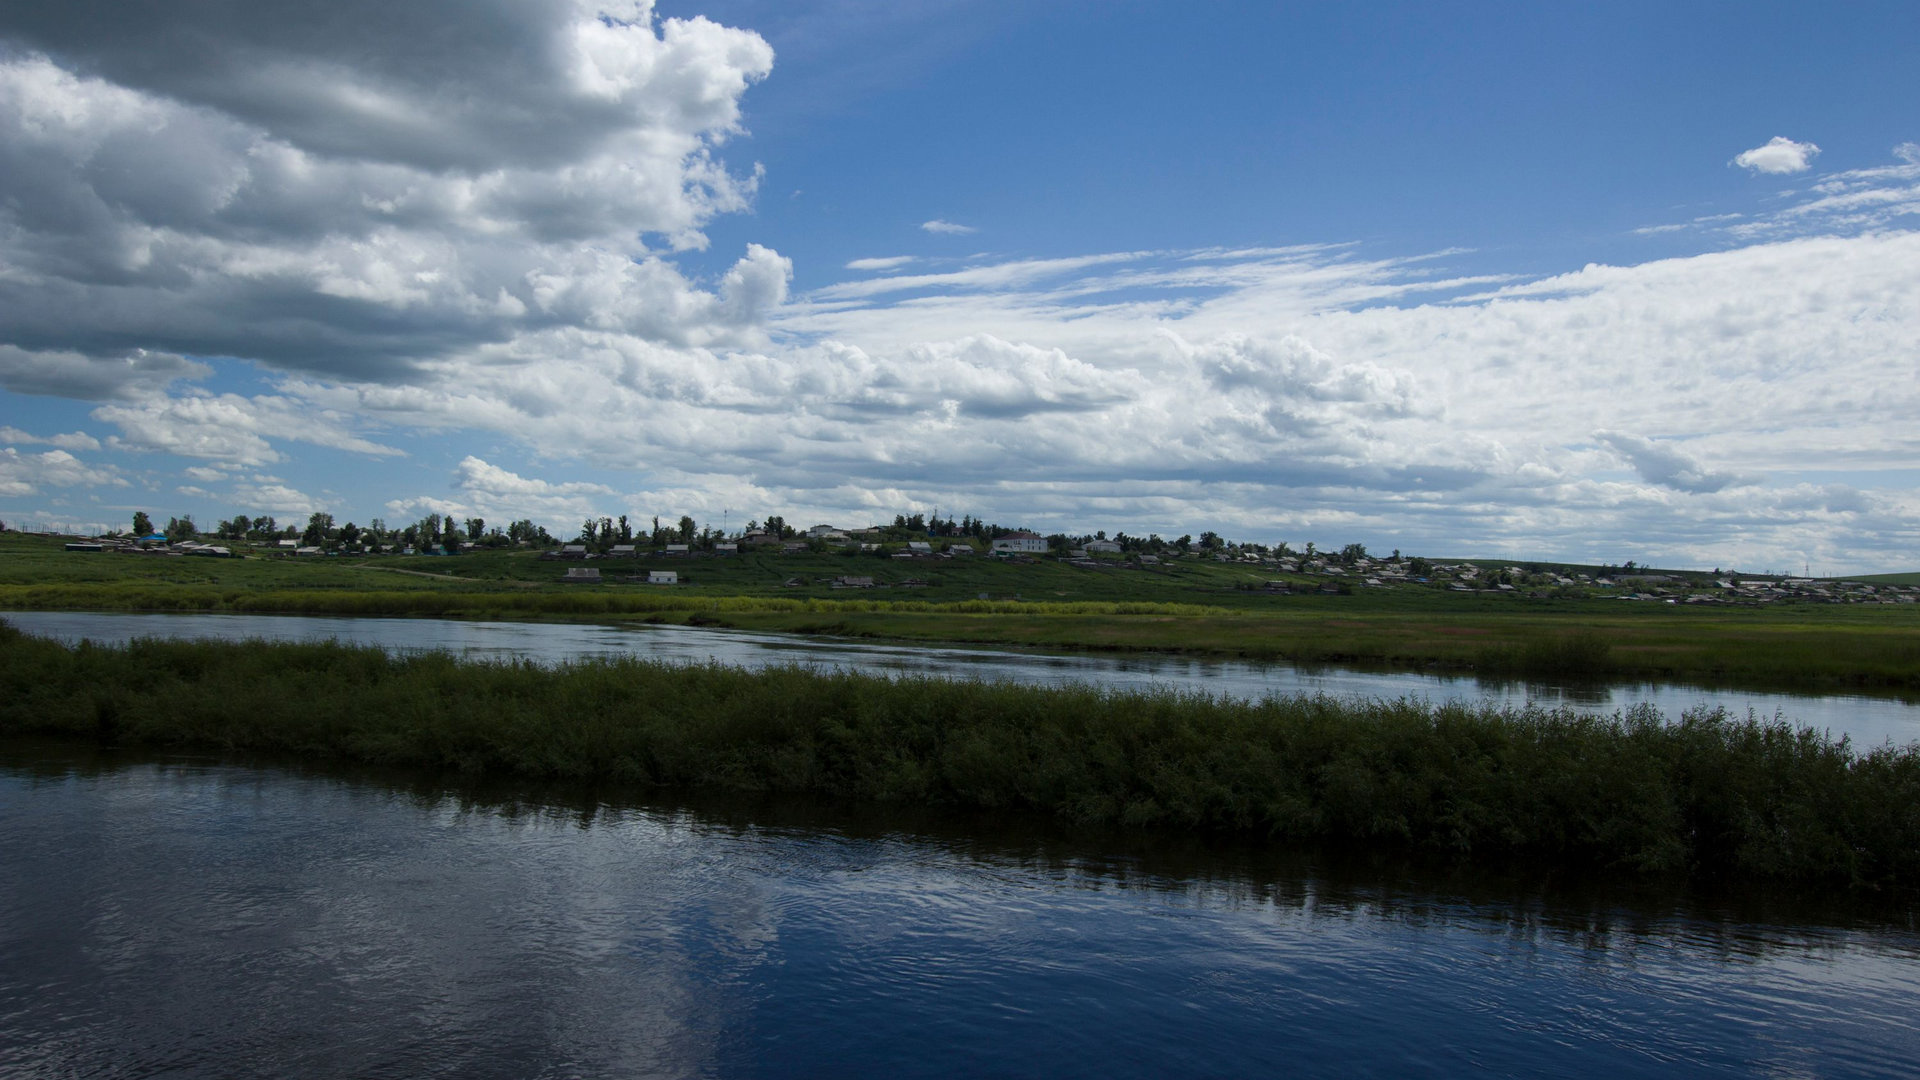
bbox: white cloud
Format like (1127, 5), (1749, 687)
(920, 219), (977, 235)
(0, 6), (778, 385)
(0, 427), (101, 451)
(386, 456), (617, 528)
(0, 346), (210, 401)
(91, 392), (404, 465)
(1732, 136), (1820, 175)
(0, 447), (124, 497)
(229, 482), (326, 516)
(845, 255), (917, 271)
(1594, 431), (1750, 494)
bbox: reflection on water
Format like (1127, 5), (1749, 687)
(7, 609), (1919, 746)
(3, 743), (1919, 1079)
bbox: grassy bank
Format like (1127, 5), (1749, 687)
(4, 621), (1916, 890)
(7, 531), (1918, 693)
(5, 581), (1920, 693)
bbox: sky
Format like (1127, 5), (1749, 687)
(1, 0), (1917, 573)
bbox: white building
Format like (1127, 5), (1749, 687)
(648, 570), (678, 585)
(990, 531), (1047, 554)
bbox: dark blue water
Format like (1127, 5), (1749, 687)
(4, 748), (1917, 1078)
(7, 610), (1918, 747)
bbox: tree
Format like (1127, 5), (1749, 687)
(249, 515), (278, 540)
(441, 517), (462, 553)
(132, 511), (154, 536)
(1199, 530), (1224, 551)
(303, 512), (334, 548)
(338, 522), (362, 550)
(165, 515), (197, 541)
(617, 514), (632, 543)
(465, 517), (485, 542)
(580, 518), (598, 545)
(219, 515), (250, 541)
(677, 515), (696, 543)
(1175, 534), (1192, 553)
(1340, 543), (1368, 565)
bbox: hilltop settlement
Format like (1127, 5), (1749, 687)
(32, 508), (1919, 608)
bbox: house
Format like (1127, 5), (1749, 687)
(833, 575), (876, 588)
(563, 567), (602, 582)
(1086, 539), (1122, 554)
(990, 531), (1047, 554)
(609, 544), (636, 557)
(664, 544), (690, 555)
(560, 544), (588, 558)
(713, 543), (738, 554)
(906, 541), (932, 554)
(648, 570), (678, 585)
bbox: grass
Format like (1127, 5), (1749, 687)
(5, 531), (1918, 694)
(4, 620), (1917, 891)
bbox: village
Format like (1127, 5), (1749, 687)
(42, 510), (1920, 607)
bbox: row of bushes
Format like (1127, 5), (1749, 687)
(4, 620), (1916, 889)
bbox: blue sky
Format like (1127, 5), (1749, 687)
(2, 1), (1917, 572)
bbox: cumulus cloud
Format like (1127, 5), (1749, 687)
(0, 3), (779, 383)
(91, 392), (404, 465)
(1732, 136), (1820, 174)
(1594, 431), (1749, 494)
(0, 346), (210, 401)
(386, 456), (617, 525)
(0, 447), (124, 496)
(0, 426), (101, 451)
(920, 219), (977, 235)
(228, 481), (326, 516)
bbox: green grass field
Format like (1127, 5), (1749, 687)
(4, 531), (1917, 693)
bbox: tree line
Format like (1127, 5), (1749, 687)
(113, 506), (1416, 565)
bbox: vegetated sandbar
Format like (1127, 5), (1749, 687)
(5, 622), (1916, 891)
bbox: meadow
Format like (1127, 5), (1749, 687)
(3, 532), (1917, 693)
(4, 621), (1915, 890)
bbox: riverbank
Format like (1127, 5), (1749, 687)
(7, 532), (1918, 694)
(5, 622), (1915, 891)
(5, 579), (1918, 694)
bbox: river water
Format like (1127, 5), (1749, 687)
(3, 745), (1918, 1079)
(5, 610), (1918, 746)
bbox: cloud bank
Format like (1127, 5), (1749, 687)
(1, 3), (1917, 572)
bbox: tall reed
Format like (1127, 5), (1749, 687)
(4, 621), (1915, 889)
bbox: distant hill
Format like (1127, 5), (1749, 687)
(1846, 572), (1920, 586)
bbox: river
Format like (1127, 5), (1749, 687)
(2, 745), (1916, 1078)
(5, 610), (1918, 746)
